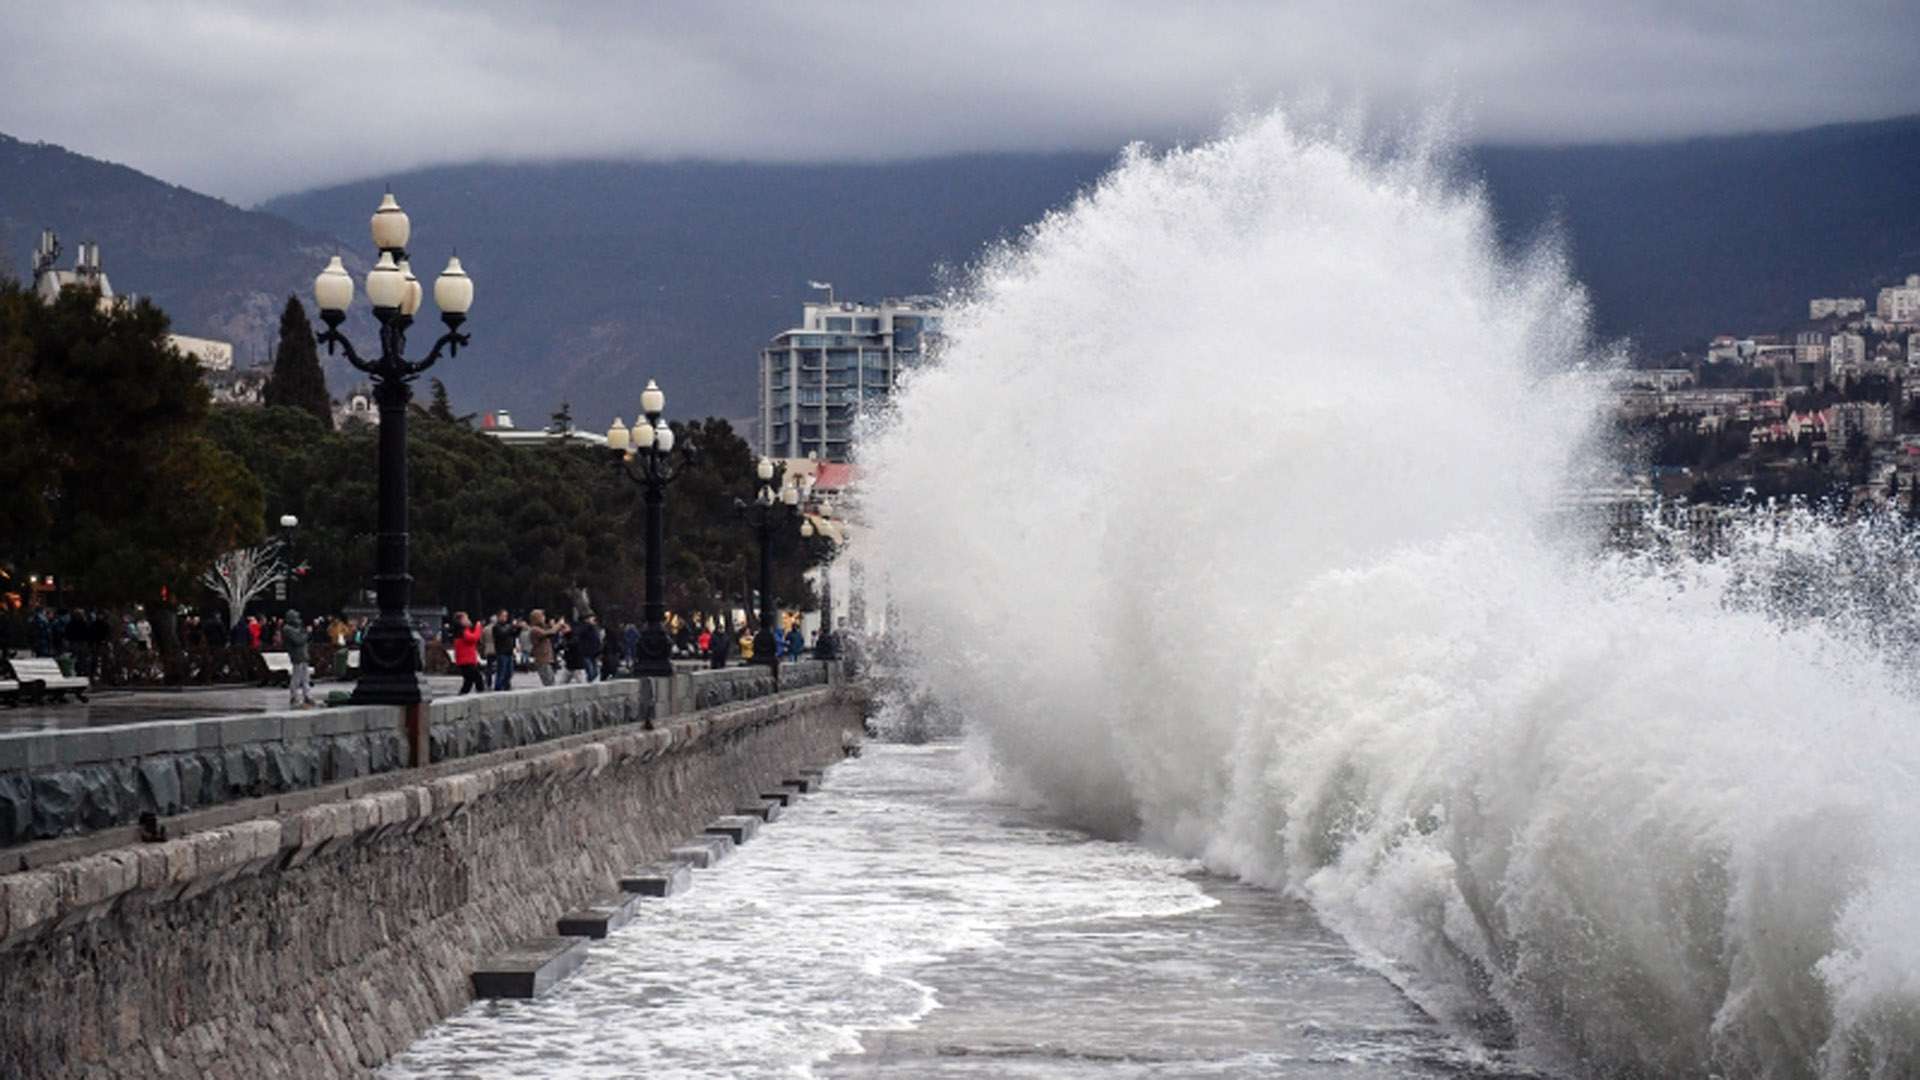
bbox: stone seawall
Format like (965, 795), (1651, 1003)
(0, 663), (820, 853)
(0, 680), (861, 1080)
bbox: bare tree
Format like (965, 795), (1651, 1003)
(200, 541), (287, 626)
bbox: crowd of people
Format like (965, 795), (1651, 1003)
(3, 598), (831, 705)
(442, 608), (825, 695)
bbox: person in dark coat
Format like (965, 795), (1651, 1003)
(708, 621), (732, 668)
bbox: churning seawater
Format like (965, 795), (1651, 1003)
(381, 743), (1537, 1079)
(851, 111), (1920, 1079)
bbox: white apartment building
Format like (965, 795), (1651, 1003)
(1830, 331), (1868, 375)
(1877, 275), (1920, 324)
(758, 295), (943, 462)
(1810, 297), (1868, 320)
(1794, 331), (1829, 364)
(1829, 401), (1894, 445)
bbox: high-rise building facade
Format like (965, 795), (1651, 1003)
(758, 296), (943, 462)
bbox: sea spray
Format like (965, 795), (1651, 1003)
(854, 112), (1920, 1078)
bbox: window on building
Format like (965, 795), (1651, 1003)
(855, 318), (879, 334)
(825, 317), (852, 332)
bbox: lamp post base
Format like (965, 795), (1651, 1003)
(752, 629), (779, 672)
(349, 670), (434, 706)
(349, 618), (434, 706)
(633, 623), (675, 678)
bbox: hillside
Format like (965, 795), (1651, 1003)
(266, 118), (1920, 423)
(4, 117), (1916, 426)
(1477, 114), (1920, 356)
(0, 133), (359, 369)
(262, 155), (1108, 425)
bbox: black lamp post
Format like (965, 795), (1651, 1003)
(799, 496), (845, 660)
(310, 192), (475, 707)
(737, 457), (802, 672)
(606, 380), (694, 677)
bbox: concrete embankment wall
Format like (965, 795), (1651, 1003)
(0, 669), (861, 1080)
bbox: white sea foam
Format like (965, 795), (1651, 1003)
(855, 111), (1920, 1078)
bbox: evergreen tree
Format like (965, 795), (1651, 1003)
(0, 281), (261, 606)
(262, 296), (333, 428)
(428, 378), (457, 422)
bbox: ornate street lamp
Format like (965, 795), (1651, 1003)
(737, 458), (801, 673)
(799, 496), (841, 660)
(311, 191), (474, 706)
(607, 380), (694, 678)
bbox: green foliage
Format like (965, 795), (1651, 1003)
(261, 296), (332, 428)
(203, 406), (821, 620)
(0, 281), (261, 603)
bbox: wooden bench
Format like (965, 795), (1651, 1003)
(9, 657), (88, 703)
(261, 652), (293, 687)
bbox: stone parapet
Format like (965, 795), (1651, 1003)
(0, 669), (840, 851)
(0, 704), (404, 849)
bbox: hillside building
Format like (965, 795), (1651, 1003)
(27, 228), (233, 371)
(758, 294), (943, 462)
(1877, 275), (1920, 324)
(1810, 297), (1868, 320)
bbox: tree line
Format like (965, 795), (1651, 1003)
(1, 282), (825, 647)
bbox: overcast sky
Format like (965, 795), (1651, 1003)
(3, 1), (1918, 205)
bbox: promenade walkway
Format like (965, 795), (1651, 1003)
(0, 675), (466, 734)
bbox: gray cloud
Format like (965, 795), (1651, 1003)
(2, 0), (1917, 204)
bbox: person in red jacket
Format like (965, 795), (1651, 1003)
(451, 611), (487, 695)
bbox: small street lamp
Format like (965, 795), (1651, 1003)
(311, 190), (475, 706)
(737, 458), (803, 673)
(607, 380), (694, 677)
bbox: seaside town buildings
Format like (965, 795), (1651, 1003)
(1621, 269), (1920, 509)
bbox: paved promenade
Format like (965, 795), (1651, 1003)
(0, 675), (468, 734)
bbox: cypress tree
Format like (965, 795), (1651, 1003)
(262, 296), (333, 428)
(428, 377), (456, 422)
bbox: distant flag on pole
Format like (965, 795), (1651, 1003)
(807, 280), (834, 303)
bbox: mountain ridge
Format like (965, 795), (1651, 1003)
(4, 117), (1918, 427)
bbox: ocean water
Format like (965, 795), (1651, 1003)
(381, 743), (1527, 1079)
(851, 112), (1920, 1078)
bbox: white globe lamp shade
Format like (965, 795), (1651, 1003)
(398, 260), (422, 316)
(801, 520), (815, 538)
(633, 420), (656, 449)
(279, 514), (299, 528)
(640, 380), (665, 418)
(370, 191), (410, 251)
(366, 252), (406, 310)
(781, 483), (800, 507)
(655, 424), (675, 452)
(314, 256), (354, 314)
(606, 419), (629, 450)
(434, 256), (474, 316)
(757, 457), (775, 482)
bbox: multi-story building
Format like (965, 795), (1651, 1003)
(1877, 275), (1920, 324)
(1829, 401), (1894, 445)
(758, 295), (943, 461)
(1830, 331), (1868, 377)
(1794, 331), (1829, 364)
(1810, 297), (1868, 321)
